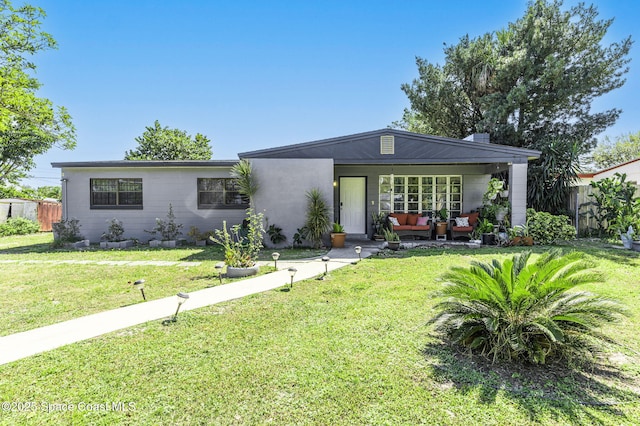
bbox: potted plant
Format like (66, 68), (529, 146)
(494, 200), (510, 222)
(482, 178), (510, 224)
(483, 178), (505, 202)
(435, 207), (448, 236)
(52, 218), (89, 249)
(210, 209), (265, 278)
(146, 204), (183, 248)
(383, 228), (401, 250)
(478, 218), (495, 245)
(100, 218), (133, 248)
(512, 223), (533, 246)
(330, 222), (347, 248)
(468, 228), (482, 244)
(371, 211), (386, 240)
(188, 226), (208, 246)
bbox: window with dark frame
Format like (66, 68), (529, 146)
(198, 178), (248, 209)
(90, 178), (143, 209)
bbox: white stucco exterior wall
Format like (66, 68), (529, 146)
(509, 162), (528, 226)
(59, 166), (246, 242)
(250, 158), (334, 247)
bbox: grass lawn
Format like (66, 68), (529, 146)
(0, 235), (639, 425)
(0, 233), (324, 336)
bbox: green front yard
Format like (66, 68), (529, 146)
(0, 233), (323, 336)
(0, 234), (638, 425)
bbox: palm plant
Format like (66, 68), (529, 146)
(430, 250), (627, 364)
(231, 159), (259, 205)
(304, 188), (331, 248)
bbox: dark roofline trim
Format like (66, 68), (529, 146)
(238, 128), (541, 159)
(334, 157), (533, 165)
(51, 160), (239, 168)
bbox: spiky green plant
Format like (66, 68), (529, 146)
(304, 188), (331, 249)
(231, 159), (259, 203)
(430, 250), (627, 364)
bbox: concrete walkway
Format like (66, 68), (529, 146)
(0, 238), (381, 366)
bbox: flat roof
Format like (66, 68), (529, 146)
(51, 160), (239, 168)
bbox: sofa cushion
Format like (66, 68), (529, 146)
(455, 217), (469, 227)
(416, 216), (429, 226)
(410, 225), (430, 231)
(407, 214), (419, 226)
(393, 225), (412, 231)
(389, 216), (400, 227)
(390, 213), (408, 226)
(452, 225), (473, 232)
(460, 212), (479, 226)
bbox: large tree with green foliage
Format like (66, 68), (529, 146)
(399, 0), (632, 213)
(0, 1), (76, 184)
(591, 131), (640, 170)
(125, 120), (212, 160)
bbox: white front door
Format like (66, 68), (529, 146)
(340, 177), (366, 234)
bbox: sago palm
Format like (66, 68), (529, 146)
(429, 250), (627, 364)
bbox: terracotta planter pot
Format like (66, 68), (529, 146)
(435, 222), (447, 235)
(330, 232), (346, 248)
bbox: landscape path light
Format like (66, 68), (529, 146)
(172, 292), (190, 322)
(215, 262), (225, 285)
(288, 267), (297, 289)
(133, 279), (146, 301)
(272, 252), (280, 270)
(322, 256), (330, 276)
(354, 246), (362, 262)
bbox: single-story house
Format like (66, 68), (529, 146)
(52, 129), (541, 245)
(577, 158), (640, 185)
(571, 157), (640, 234)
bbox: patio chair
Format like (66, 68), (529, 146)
(450, 212), (479, 240)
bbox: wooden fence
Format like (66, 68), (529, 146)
(0, 199), (61, 232)
(569, 184), (640, 236)
(37, 201), (62, 232)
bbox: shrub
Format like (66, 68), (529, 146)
(0, 217), (40, 236)
(52, 218), (82, 243)
(589, 172), (639, 236)
(430, 250), (627, 365)
(304, 188), (331, 249)
(101, 218), (125, 242)
(266, 223), (286, 245)
(210, 208), (265, 268)
(526, 208), (576, 245)
(146, 204), (183, 241)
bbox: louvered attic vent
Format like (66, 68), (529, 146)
(380, 135), (394, 154)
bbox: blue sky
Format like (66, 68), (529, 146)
(23, 0), (640, 187)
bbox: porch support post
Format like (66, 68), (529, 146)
(509, 162), (528, 226)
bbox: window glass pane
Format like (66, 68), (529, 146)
(91, 178), (142, 207)
(379, 174), (462, 215)
(198, 178), (248, 208)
